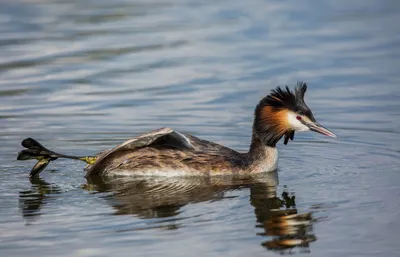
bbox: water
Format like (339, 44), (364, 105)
(1, 0), (400, 256)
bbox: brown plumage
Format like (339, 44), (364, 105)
(18, 82), (336, 177)
(260, 106), (290, 143)
(84, 132), (250, 176)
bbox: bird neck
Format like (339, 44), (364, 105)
(247, 133), (278, 173)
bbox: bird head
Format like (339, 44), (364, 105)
(253, 82), (336, 147)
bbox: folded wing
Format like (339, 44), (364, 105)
(85, 128), (195, 177)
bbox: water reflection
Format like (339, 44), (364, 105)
(85, 174), (269, 218)
(250, 184), (316, 254)
(85, 172), (316, 253)
(20, 171), (316, 253)
(19, 176), (62, 225)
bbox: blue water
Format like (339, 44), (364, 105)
(0, 1), (399, 256)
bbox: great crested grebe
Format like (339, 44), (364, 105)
(18, 82), (336, 178)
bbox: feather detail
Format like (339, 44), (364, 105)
(253, 81), (313, 146)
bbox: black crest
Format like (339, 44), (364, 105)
(263, 81), (315, 120)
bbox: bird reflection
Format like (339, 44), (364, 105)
(85, 171), (317, 253)
(250, 182), (316, 254)
(85, 174), (268, 219)
(19, 176), (61, 225)
(21, 171), (317, 253)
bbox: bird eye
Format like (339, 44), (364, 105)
(296, 116), (302, 121)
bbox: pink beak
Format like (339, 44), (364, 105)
(307, 122), (337, 138)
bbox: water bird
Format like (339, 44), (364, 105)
(17, 82), (336, 178)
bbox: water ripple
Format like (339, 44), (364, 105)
(0, 0), (399, 256)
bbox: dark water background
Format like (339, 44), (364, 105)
(1, 0), (400, 256)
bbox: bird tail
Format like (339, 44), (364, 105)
(17, 138), (97, 177)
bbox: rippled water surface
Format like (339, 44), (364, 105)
(1, 0), (400, 256)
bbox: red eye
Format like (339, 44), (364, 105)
(296, 116), (302, 120)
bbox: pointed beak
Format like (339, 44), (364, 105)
(307, 122), (337, 138)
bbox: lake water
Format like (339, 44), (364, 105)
(1, 0), (399, 256)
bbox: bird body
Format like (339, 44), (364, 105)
(18, 82), (336, 178)
(81, 129), (279, 177)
